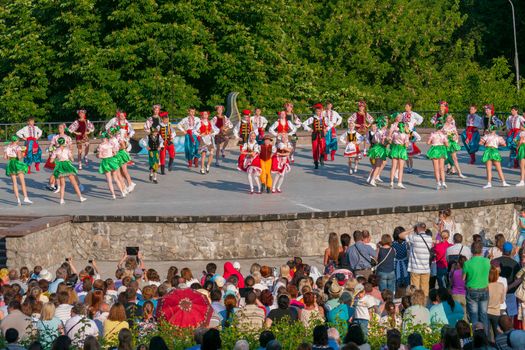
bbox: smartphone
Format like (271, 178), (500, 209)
(65, 258), (70, 262)
(88, 259), (93, 264)
(126, 246), (139, 256)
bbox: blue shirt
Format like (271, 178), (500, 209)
(48, 278), (64, 294)
(346, 242), (376, 270)
(327, 304), (354, 325)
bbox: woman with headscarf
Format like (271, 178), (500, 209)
(223, 262), (245, 288)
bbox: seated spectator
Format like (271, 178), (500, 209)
(300, 292), (324, 327)
(0, 301), (32, 340)
(429, 288), (464, 326)
(149, 336), (169, 350)
(236, 291), (265, 331)
(406, 333), (428, 350)
(202, 329), (221, 350)
(327, 328), (341, 350)
(36, 303), (63, 349)
(265, 295), (298, 327)
(343, 323), (370, 350)
(380, 301), (402, 330)
(219, 293), (238, 328)
(312, 325), (335, 350)
(455, 320), (472, 349)
(103, 303), (129, 343)
(403, 290), (430, 326)
(256, 330), (275, 350)
(2, 328), (26, 350)
(266, 340), (282, 350)
(64, 303), (98, 348)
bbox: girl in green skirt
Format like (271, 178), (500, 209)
(443, 115), (467, 179)
(367, 117), (389, 187)
(3, 136), (32, 205)
(98, 132), (127, 199)
(388, 121), (410, 189)
(51, 137), (86, 204)
(110, 125), (136, 193)
(426, 124), (449, 190)
(479, 126), (510, 189)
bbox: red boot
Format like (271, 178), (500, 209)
(469, 154), (475, 164)
(35, 163), (40, 171)
(187, 161), (192, 168)
(27, 166), (31, 174)
(331, 150), (336, 161)
(515, 159), (519, 169)
(193, 158), (199, 167)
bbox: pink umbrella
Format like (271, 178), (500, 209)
(156, 288), (213, 328)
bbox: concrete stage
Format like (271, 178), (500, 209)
(0, 145), (523, 217)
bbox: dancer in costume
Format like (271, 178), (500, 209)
(323, 102), (343, 161)
(158, 112), (176, 174)
(98, 132), (127, 198)
(237, 131), (262, 194)
(348, 100), (374, 156)
(234, 110), (255, 150)
(431, 101), (449, 126)
(479, 126), (510, 189)
(50, 137), (86, 204)
(45, 123), (73, 192)
(443, 115), (467, 178)
(68, 109), (94, 170)
(144, 104), (162, 133)
(367, 116), (389, 186)
(194, 111), (219, 174)
(145, 128), (163, 183)
(515, 129), (525, 186)
(212, 105), (233, 165)
(388, 122), (410, 189)
(271, 133), (292, 193)
(251, 108), (268, 145)
(461, 105), (483, 164)
(339, 121), (364, 175)
(284, 102), (302, 162)
(258, 135), (276, 193)
(16, 117), (42, 173)
(269, 111), (297, 140)
(505, 106), (524, 168)
(303, 104), (330, 169)
(406, 130), (421, 174)
(426, 123), (450, 190)
(401, 102), (424, 131)
(177, 107), (200, 168)
(109, 126), (136, 193)
(3, 136), (32, 205)
(105, 109), (135, 166)
(482, 104), (504, 131)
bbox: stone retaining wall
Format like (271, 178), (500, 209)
(4, 201), (521, 269)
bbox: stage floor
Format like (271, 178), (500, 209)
(0, 146), (522, 217)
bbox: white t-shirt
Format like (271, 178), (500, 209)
(354, 294), (380, 320)
(65, 315), (99, 347)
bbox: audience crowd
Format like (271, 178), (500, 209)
(1, 209), (525, 349)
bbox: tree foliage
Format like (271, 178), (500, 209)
(0, 0), (523, 123)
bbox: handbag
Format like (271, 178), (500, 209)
(417, 233), (436, 264)
(355, 244), (378, 269)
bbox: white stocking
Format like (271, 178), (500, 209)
(248, 173), (254, 191)
(254, 175), (261, 192)
(277, 174), (285, 190)
(272, 174), (281, 190)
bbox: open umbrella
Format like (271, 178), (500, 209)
(156, 288), (213, 328)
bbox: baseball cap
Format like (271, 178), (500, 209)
(503, 242), (513, 253)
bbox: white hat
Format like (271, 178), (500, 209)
(354, 283), (365, 295)
(39, 269), (53, 281)
(214, 276), (226, 288)
(233, 261), (241, 270)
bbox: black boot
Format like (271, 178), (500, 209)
(314, 162), (319, 169)
(320, 156), (324, 166)
(160, 165), (165, 175)
(261, 184), (266, 193)
(168, 158), (174, 171)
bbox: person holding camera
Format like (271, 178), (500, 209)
(345, 230), (377, 279)
(399, 223), (434, 297)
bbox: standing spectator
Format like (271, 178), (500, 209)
(487, 266), (505, 342)
(103, 303), (129, 343)
(376, 234), (396, 292)
(449, 256), (467, 319)
(353, 284), (380, 337)
(64, 303), (98, 348)
(0, 301), (32, 340)
(518, 209), (525, 247)
(36, 303), (63, 350)
(434, 231), (452, 289)
(494, 242), (520, 318)
(463, 241), (490, 333)
(400, 223), (432, 297)
(487, 234), (505, 260)
(346, 231), (377, 279)
(392, 227), (409, 290)
(446, 233), (472, 265)
(435, 209), (456, 243)
(338, 234), (352, 270)
(324, 232), (343, 274)
(236, 291), (265, 331)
